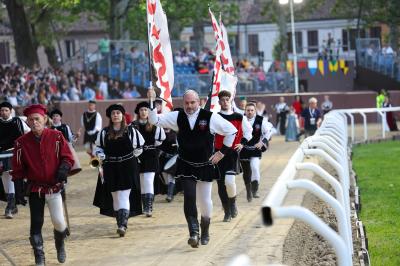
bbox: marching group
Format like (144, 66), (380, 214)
(0, 89), (275, 265)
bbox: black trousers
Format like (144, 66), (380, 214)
(29, 193), (46, 235)
(277, 113), (287, 135)
(182, 178), (197, 222)
(240, 160), (252, 185)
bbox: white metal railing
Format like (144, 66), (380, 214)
(258, 106), (399, 266)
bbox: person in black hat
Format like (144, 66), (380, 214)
(131, 101), (165, 217)
(0, 101), (30, 219)
(50, 109), (76, 144)
(80, 100), (102, 160)
(93, 103), (145, 237)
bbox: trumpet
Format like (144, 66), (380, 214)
(89, 157), (102, 168)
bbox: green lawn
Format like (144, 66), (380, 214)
(352, 141), (400, 266)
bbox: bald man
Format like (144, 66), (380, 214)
(148, 89), (237, 248)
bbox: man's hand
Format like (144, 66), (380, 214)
(254, 142), (264, 150)
(147, 88), (156, 101)
(209, 151), (225, 165)
(234, 143), (243, 152)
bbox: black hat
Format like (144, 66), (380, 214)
(88, 100), (96, 104)
(154, 99), (162, 104)
(106, 104), (126, 118)
(50, 109), (63, 117)
(135, 101), (150, 115)
(0, 101), (12, 110)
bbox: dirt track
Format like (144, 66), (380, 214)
(0, 135), (303, 266)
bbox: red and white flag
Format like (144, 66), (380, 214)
(207, 9), (238, 112)
(147, 0), (174, 112)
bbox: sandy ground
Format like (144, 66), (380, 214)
(0, 124), (396, 266)
(0, 135), (301, 266)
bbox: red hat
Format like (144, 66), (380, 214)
(23, 104), (47, 117)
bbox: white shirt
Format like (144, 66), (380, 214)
(99, 81), (108, 99)
(149, 108), (237, 148)
(0, 116), (30, 133)
(247, 115), (276, 141)
(219, 110), (253, 141)
(275, 102), (288, 113)
(81, 110), (102, 135)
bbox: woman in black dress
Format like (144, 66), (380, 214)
(93, 104), (145, 237)
(132, 102), (165, 217)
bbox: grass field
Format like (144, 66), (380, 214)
(352, 141), (400, 266)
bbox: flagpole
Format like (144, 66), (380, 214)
(146, 0), (154, 108)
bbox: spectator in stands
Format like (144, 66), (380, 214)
(382, 44), (394, 56)
(98, 75), (108, 99)
(95, 88), (104, 100)
(300, 97), (322, 137)
(98, 36), (110, 58)
(321, 95), (333, 115)
(82, 86), (96, 101)
(109, 80), (122, 99)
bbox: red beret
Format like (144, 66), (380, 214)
(23, 104), (47, 117)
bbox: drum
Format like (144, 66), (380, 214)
(163, 154), (178, 176)
(68, 143), (82, 176)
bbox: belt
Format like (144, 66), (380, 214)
(143, 145), (156, 151)
(178, 157), (212, 167)
(105, 152), (134, 162)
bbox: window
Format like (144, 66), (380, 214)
(342, 29), (349, 51)
(65, 40), (76, 58)
(228, 34), (239, 57)
(0, 41), (10, 64)
(287, 32), (303, 53)
(248, 34), (258, 56)
(369, 26), (381, 40)
(307, 30), (319, 53)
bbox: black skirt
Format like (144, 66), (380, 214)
(176, 157), (220, 182)
(240, 146), (263, 160)
(138, 149), (159, 173)
(83, 131), (98, 144)
(217, 150), (241, 176)
(102, 157), (139, 192)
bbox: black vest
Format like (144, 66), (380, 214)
(83, 111), (97, 131)
(0, 117), (24, 151)
(177, 109), (213, 162)
(248, 115), (264, 146)
(51, 124), (70, 141)
(132, 121), (157, 146)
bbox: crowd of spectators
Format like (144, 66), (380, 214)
(0, 64), (143, 108)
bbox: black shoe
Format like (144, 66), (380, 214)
(141, 194), (146, 214)
(166, 182), (175, 202)
(200, 217), (210, 245)
(229, 197), (238, 218)
(5, 193), (17, 219)
(222, 202), (231, 222)
(187, 216), (199, 248)
(245, 183), (252, 202)
(117, 209), (129, 237)
(29, 234), (45, 266)
(145, 194), (154, 217)
(54, 229), (68, 263)
(251, 181), (260, 198)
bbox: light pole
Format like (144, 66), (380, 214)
(279, 0), (303, 95)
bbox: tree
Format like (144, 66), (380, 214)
(3, 0), (39, 68)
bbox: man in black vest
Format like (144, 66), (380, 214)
(0, 101), (30, 218)
(240, 102), (275, 201)
(148, 88), (237, 248)
(81, 100), (102, 160)
(50, 109), (76, 144)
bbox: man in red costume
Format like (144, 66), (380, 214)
(12, 104), (74, 266)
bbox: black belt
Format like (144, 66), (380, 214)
(143, 145), (156, 151)
(105, 152), (134, 162)
(178, 157), (212, 167)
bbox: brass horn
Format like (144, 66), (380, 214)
(89, 157), (101, 168)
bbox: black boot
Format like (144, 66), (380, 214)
(187, 216), (199, 248)
(5, 193), (17, 219)
(222, 202), (231, 222)
(141, 194), (146, 214)
(251, 181), (260, 198)
(229, 197), (238, 218)
(166, 182), (175, 202)
(117, 209), (129, 237)
(144, 194), (154, 217)
(54, 229), (68, 263)
(29, 234), (45, 266)
(200, 216), (210, 245)
(245, 183), (252, 202)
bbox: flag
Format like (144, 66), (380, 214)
(318, 60), (325, 75)
(329, 60), (338, 73)
(206, 9), (238, 112)
(308, 60), (317, 76)
(339, 59), (349, 75)
(147, 0), (174, 112)
(297, 60), (307, 74)
(286, 60), (293, 74)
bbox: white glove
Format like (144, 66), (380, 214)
(97, 153), (106, 161)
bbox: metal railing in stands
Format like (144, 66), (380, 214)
(228, 106), (399, 266)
